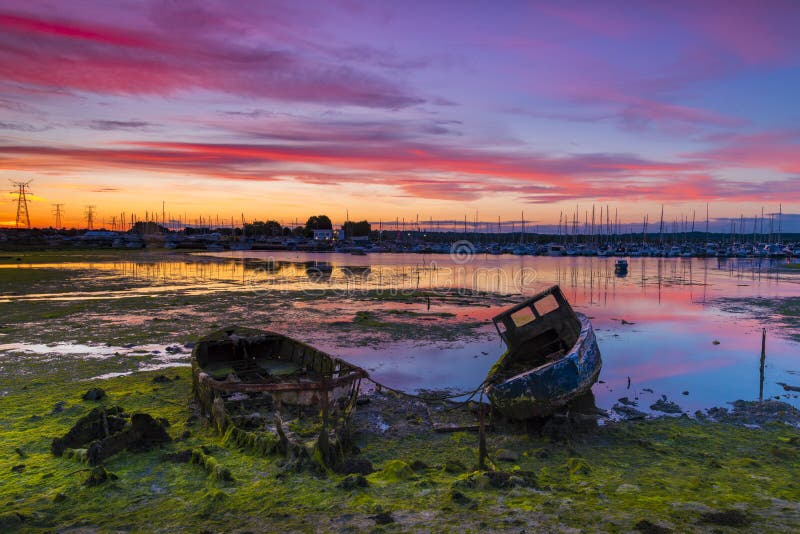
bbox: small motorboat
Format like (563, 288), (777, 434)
(614, 259), (628, 274)
(485, 285), (602, 420)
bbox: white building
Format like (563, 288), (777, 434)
(312, 229), (334, 240)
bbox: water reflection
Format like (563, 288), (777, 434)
(2, 252), (798, 413)
(3, 253), (795, 302)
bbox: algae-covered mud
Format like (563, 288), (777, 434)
(3, 367), (800, 532)
(2, 250), (800, 531)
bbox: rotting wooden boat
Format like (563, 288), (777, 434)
(192, 326), (366, 422)
(485, 285), (602, 420)
(191, 326), (367, 465)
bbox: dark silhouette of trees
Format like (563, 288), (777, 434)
(305, 215), (332, 231)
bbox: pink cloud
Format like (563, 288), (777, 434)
(0, 9), (422, 109)
(685, 130), (800, 174)
(0, 12), (149, 47)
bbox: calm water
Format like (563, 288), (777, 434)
(3, 251), (799, 414)
(214, 251), (800, 414)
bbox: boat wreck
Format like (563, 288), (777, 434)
(485, 285), (602, 420)
(192, 326), (367, 466)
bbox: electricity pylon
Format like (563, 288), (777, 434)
(52, 203), (64, 228)
(11, 180), (33, 229)
(85, 205), (96, 230)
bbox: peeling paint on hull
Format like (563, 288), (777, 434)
(487, 313), (602, 420)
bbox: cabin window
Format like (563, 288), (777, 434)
(510, 307), (536, 327)
(535, 294), (559, 316)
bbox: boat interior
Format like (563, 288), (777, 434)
(490, 286), (581, 379)
(194, 327), (357, 384)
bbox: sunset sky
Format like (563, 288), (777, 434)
(1, 0), (799, 230)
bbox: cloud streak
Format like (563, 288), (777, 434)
(86, 120), (154, 131)
(0, 7), (423, 109)
(3, 135), (799, 203)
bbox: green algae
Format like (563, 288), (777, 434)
(352, 310), (387, 328)
(3, 382), (800, 532)
(370, 459), (415, 484)
(190, 447), (233, 482)
(715, 296), (800, 342)
(223, 426), (280, 456)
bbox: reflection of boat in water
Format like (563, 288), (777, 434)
(485, 285), (602, 420)
(614, 259), (628, 275)
(192, 327), (366, 433)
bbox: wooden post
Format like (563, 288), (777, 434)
(317, 382), (331, 466)
(478, 393), (487, 470)
(759, 328), (766, 401)
(274, 411), (289, 455)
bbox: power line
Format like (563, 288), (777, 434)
(11, 179), (33, 229)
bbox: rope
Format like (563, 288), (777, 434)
(364, 375), (490, 406)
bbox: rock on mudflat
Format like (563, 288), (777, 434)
(650, 396), (682, 414)
(613, 404), (647, 420)
(82, 387), (106, 401)
(496, 449), (520, 462)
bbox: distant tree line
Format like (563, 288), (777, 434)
(243, 220), (286, 237)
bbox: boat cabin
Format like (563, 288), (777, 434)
(491, 286), (581, 376)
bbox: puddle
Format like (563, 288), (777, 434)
(0, 342), (180, 358)
(0, 342), (123, 358)
(87, 362), (190, 381)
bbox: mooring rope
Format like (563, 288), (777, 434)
(364, 375), (490, 407)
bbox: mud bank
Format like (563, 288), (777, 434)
(2, 361), (800, 532)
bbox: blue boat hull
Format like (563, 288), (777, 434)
(487, 313), (602, 419)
